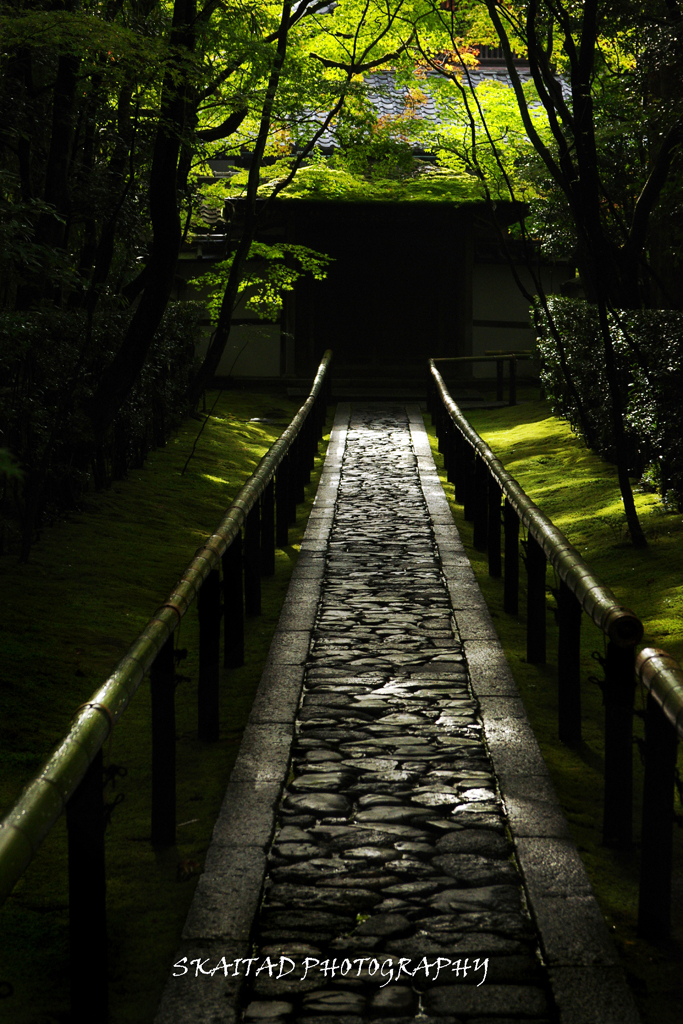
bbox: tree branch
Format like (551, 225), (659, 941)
(626, 118), (683, 257)
(525, 1), (574, 132)
(308, 45), (410, 73)
(196, 105), (248, 141)
(483, 0), (570, 196)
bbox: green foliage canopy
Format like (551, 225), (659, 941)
(192, 241), (333, 322)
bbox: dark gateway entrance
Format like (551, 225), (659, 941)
(280, 200), (480, 379)
(183, 195), (556, 383)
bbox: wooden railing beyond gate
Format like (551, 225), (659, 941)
(0, 350), (332, 1022)
(429, 358), (683, 941)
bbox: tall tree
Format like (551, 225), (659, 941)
(1, 1), (418, 435)
(87, 0), (201, 438)
(407, 0), (683, 546)
(183, 0), (421, 407)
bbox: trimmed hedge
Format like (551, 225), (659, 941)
(0, 302), (203, 555)
(535, 297), (683, 509)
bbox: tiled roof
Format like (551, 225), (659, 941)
(315, 68), (566, 150)
(206, 66), (567, 175)
(370, 67), (535, 118)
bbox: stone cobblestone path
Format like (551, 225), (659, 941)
(157, 403), (642, 1024)
(241, 405), (554, 1024)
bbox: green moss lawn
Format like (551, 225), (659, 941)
(426, 395), (683, 1024)
(0, 388), (332, 1023)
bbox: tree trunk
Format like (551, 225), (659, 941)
(15, 50), (80, 308)
(183, 0), (292, 409)
(87, 0), (196, 440)
(596, 298), (647, 547)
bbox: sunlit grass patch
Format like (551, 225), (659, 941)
(461, 399), (683, 659)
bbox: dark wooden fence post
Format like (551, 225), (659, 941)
(602, 642), (636, 847)
(473, 454), (488, 551)
(439, 409), (447, 463)
(66, 748), (108, 1024)
(150, 635), (176, 845)
(291, 436), (305, 506)
(444, 419), (454, 483)
(316, 393), (326, 444)
(638, 695), (678, 938)
(463, 445), (476, 522)
(287, 449), (297, 525)
(222, 534), (244, 667)
(261, 478), (275, 576)
(503, 499), (519, 614)
(496, 359), (504, 402)
(557, 580), (582, 744)
(488, 478), (502, 578)
(244, 501), (261, 615)
(198, 568), (221, 741)
(309, 412), (318, 472)
(526, 533), (546, 664)
(436, 401), (445, 452)
(302, 418), (312, 484)
(454, 432), (466, 506)
(276, 459), (290, 547)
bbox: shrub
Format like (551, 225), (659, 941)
(624, 312), (683, 508)
(535, 297), (683, 509)
(0, 302), (203, 555)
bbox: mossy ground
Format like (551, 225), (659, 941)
(0, 388), (332, 1023)
(5, 388), (682, 1022)
(425, 395), (683, 1024)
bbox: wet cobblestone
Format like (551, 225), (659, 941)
(241, 406), (555, 1023)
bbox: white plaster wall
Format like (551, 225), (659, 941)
(471, 261), (566, 377)
(195, 325), (281, 377)
(473, 263), (531, 322)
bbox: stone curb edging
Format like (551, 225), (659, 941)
(405, 403), (641, 1024)
(154, 404), (353, 1024)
